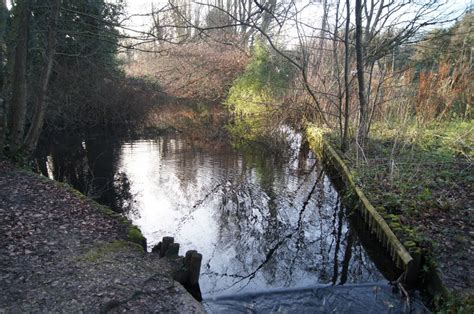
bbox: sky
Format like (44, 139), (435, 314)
(4, 0), (472, 37)
(121, 0), (472, 35)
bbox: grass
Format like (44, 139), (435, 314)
(337, 120), (473, 218)
(127, 226), (147, 248)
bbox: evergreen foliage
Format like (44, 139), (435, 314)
(46, 0), (125, 127)
(225, 42), (293, 141)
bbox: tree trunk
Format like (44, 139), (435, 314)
(342, 0), (351, 152)
(24, 0), (60, 153)
(0, 0), (8, 89)
(0, 0), (8, 154)
(355, 0), (368, 147)
(260, 0), (277, 36)
(0, 98), (5, 155)
(8, 0), (30, 154)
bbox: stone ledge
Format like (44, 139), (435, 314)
(306, 127), (419, 283)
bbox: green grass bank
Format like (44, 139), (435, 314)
(307, 120), (473, 312)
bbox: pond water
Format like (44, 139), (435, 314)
(35, 130), (428, 312)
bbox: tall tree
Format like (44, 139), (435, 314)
(1, 0), (123, 156)
(342, 0), (351, 151)
(0, 0), (8, 154)
(23, 0), (60, 152)
(8, 0), (30, 154)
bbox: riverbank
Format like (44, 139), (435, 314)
(309, 120), (473, 310)
(0, 160), (204, 312)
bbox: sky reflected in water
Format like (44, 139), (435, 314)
(116, 134), (383, 297)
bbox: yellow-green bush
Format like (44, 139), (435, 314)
(225, 42), (294, 142)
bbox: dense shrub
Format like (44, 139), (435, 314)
(225, 42), (294, 142)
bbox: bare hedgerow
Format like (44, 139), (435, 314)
(125, 42), (248, 103)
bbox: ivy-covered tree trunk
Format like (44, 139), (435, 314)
(8, 0), (30, 154)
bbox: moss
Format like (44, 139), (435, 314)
(391, 227), (403, 233)
(80, 240), (144, 262)
(409, 247), (422, 256)
(64, 182), (148, 250)
(128, 226), (147, 249)
(56, 179), (144, 235)
(436, 293), (474, 314)
(385, 214), (400, 222)
(389, 222), (401, 229)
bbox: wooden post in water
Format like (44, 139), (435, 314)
(186, 252), (202, 285)
(150, 236), (203, 301)
(160, 236), (174, 257)
(166, 242), (180, 257)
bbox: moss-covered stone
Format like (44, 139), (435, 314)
(128, 226), (147, 250)
(389, 221), (401, 228)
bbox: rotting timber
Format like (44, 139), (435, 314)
(152, 236), (204, 301)
(306, 127), (420, 285)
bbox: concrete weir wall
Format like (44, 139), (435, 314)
(306, 127), (420, 284)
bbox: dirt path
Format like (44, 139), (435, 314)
(0, 160), (204, 312)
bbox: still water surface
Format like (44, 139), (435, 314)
(35, 131), (427, 312)
(118, 134), (381, 295)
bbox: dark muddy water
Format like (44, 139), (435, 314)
(35, 131), (428, 313)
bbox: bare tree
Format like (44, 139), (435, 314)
(342, 0), (351, 151)
(355, 0), (367, 146)
(291, 0), (456, 148)
(126, 0), (458, 150)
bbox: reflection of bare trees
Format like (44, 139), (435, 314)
(36, 131), (386, 296)
(199, 143), (380, 295)
(176, 182), (223, 232)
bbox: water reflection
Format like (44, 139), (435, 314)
(35, 131), (385, 298)
(115, 133), (383, 297)
(35, 133), (135, 214)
